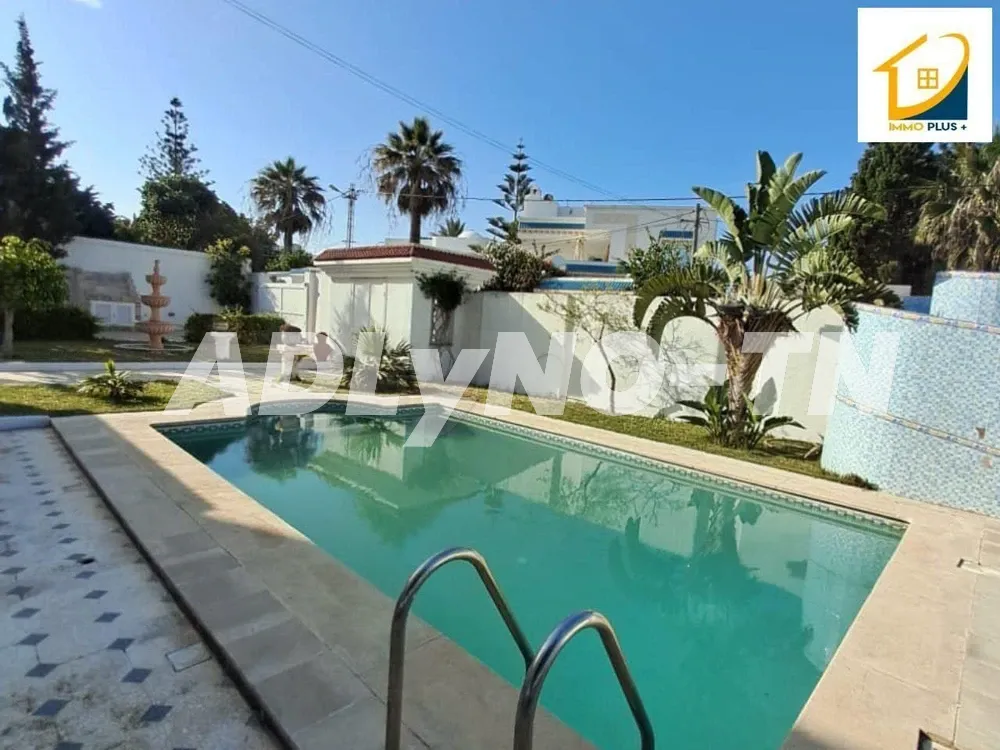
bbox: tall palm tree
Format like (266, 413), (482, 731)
(371, 117), (462, 244)
(633, 151), (894, 431)
(250, 158), (326, 253)
(915, 140), (1000, 271)
(435, 217), (465, 237)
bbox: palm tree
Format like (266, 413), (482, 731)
(435, 218), (465, 237)
(633, 151), (894, 430)
(250, 158), (326, 253)
(915, 140), (1000, 271)
(371, 117), (463, 244)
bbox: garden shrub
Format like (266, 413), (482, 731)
(230, 312), (285, 345)
(183, 313), (217, 344)
(183, 311), (285, 345)
(205, 238), (251, 309)
(13, 306), (99, 341)
(481, 241), (558, 292)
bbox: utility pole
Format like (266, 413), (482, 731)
(690, 203), (702, 255)
(329, 183), (359, 249)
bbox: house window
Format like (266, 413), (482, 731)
(917, 68), (938, 90)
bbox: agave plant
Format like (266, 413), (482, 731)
(635, 151), (897, 432)
(77, 360), (145, 403)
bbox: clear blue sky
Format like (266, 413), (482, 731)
(3, 0), (997, 250)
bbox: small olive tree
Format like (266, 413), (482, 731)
(541, 292), (635, 414)
(0, 236), (68, 356)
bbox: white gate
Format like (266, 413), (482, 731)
(254, 276), (310, 331)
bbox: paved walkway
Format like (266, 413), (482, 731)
(0, 428), (280, 750)
(0, 363), (270, 386)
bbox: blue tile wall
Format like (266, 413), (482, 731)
(931, 272), (1000, 326)
(823, 279), (1000, 518)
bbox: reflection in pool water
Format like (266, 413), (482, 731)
(165, 409), (899, 750)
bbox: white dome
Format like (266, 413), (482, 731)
(459, 230), (482, 239)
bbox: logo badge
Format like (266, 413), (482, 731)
(858, 8), (993, 142)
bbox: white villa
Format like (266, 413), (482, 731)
(383, 187), (719, 265)
(516, 186), (719, 263)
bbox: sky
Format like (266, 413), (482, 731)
(1, 0), (997, 251)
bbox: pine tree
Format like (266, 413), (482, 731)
(139, 97), (207, 180)
(486, 139), (533, 242)
(832, 143), (941, 294)
(0, 16), (79, 255)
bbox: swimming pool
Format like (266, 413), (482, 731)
(161, 405), (902, 749)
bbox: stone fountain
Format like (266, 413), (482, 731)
(135, 260), (172, 350)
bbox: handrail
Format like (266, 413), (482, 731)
(512, 610), (655, 750)
(385, 547), (535, 750)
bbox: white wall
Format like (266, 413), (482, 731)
(64, 237), (218, 324)
(314, 272), (415, 351)
(462, 291), (845, 438)
(312, 258), (493, 355)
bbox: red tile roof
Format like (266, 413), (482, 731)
(313, 244), (494, 271)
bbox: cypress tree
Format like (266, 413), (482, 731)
(0, 16), (79, 254)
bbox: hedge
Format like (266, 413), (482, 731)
(183, 313), (218, 344)
(11, 306), (99, 341)
(183, 312), (286, 346)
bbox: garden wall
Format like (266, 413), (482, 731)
(459, 291), (846, 438)
(822, 277), (1000, 518)
(63, 237), (218, 325)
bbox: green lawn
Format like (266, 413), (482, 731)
(0, 381), (226, 417)
(6, 339), (275, 363)
(460, 387), (870, 487)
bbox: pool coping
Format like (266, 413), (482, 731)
(50, 393), (1000, 750)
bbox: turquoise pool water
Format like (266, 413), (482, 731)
(162, 406), (901, 750)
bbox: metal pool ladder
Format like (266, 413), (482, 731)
(384, 546), (655, 750)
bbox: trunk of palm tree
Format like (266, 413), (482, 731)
(718, 314), (750, 424)
(718, 310), (787, 433)
(408, 210), (422, 245)
(283, 228), (293, 253)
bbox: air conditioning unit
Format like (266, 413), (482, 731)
(89, 300), (138, 327)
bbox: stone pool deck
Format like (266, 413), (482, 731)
(0, 427), (279, 749)
(26, 395), (1000, 749)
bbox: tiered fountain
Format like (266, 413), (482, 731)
(135, 260), (173, 350)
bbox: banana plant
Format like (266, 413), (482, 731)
(635, 151), (898, 433)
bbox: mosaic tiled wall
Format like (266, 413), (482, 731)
(822, 282), (1000, 518)
(931, 272), (1000, 326)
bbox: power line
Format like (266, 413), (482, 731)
(375, 182), (961, 204)
(217, 0), (618, 198)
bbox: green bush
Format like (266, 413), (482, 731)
(182, 311), (285, 346)
(233, 312), (285, 345)
(205, 238), (251, 310)
(481, 241), (558, 292)
(183, 313), (218, 344)
(12, 306), (99, 341)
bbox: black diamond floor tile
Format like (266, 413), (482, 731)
(25, 663), (57, 678)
